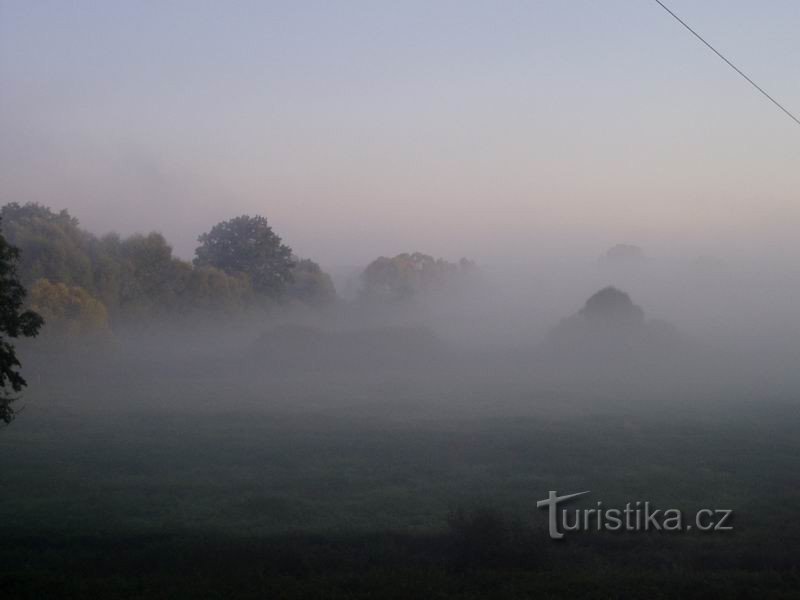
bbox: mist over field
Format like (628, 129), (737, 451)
(2, 201), (800, 598)
(3, 1), (800, 598)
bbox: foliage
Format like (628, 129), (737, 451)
(0, 202), (94, 290)
(0, 219), (44, 423)
(194, 215), (295, 298)
(579, 286), (645, 325)
(0, 203), (336, 330)
(28, 279), (110, 338)
(177, 265), (252, 315)
(360, 252), (476, 302)
(286, 258), (337, 306)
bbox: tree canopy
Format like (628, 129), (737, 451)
(579, 286), (645, 326)
(0, 202), (94, 289)
(360, 252), (476, 302)
(286, 258), (337, 307)
(0, 204), (337, 333)
(28, 279), (109, 338)
(194, 215), (294, 298)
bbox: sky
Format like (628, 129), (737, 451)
(1, 0), (799, 267)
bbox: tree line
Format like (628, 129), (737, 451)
(1, 202), (478, 338)
(0, 203), (337, 335)
(0, 201), (477, 419)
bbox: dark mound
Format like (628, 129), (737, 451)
(544, 286), (680, 360)
(579, 286), (644, 326)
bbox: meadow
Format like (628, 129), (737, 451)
(2, 339), (798, 598)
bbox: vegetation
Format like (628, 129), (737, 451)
(0, 218), (43, 423)
(0, 203), (340, 332)
(360, 252), (476, 302)
(193, 215), (294, 298)
(1, 202), (479, 335)
(3, 202), (795, 598)
(286, 257), (337, 307)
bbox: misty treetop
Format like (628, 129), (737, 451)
(194, 215), (294, 298)
(288, 258), (337, 307)
(360, 252), (477, 302)
(0, 203), (337, 336)
(0, 217), (44, 423)
(579, 286), (645, 326)
(0, 202), (94, 290)
(545, 286), (682, 364)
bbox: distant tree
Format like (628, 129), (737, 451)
(360, 252), (476, 302)
(0, 202), (94, 290)
(194, 215), (294, 298)
(119, 232), (185, 314)
(579, 286), (644, 326)
(286, 258), (337, 306)
(546, 286), (647, 355)
(0, 219), (44, 424)
(28, 279), (110, 338)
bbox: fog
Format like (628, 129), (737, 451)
(20, 246), (800, 424)
(3, 2), (800, 595)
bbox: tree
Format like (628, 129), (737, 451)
(360, 252), (476, 302)
(579, 286), (645, 326)
(118, 232), (185, 315)
(0, 202), (94, 290)
(177, 265), (251, 315)
(0, 219), (44, 424)
(28, 279), (109, 338)
(545, 286), (649, 355)
(194, 215), (294, 298)
(286, 258), (337, 306)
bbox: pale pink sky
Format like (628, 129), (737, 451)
(2, 1), (799, 266)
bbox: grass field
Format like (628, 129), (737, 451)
(2, 346), (799, 597)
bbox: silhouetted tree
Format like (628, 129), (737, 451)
(579, 286), (644, 325)
(0, 219), (44, 423)
(194, 215), (294, 298)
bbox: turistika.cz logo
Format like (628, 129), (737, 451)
(536, 491), (733, 540)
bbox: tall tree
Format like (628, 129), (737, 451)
(194, 215), (294, 298)
(0, 219), (44, 424)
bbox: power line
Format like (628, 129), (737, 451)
(653, 0), (800, 128)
